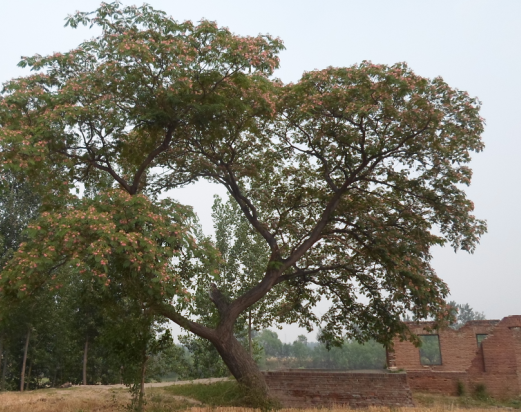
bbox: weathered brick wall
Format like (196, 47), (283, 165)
(406, 371), (467, 396)
(263, 370), (414, 408)
(514, 328), (521, 396)
(390, 316), (521, 399)
(466, 316), (521, 398)
(391, 320), (498, 371)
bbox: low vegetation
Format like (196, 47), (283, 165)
(1, 380), (520, 412)
(413, 392), (521, 410)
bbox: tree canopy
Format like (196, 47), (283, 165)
(0, 2), (486, 393)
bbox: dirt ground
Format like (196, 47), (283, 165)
(0, 377), (228, 412)
(0, 379), (518, 412)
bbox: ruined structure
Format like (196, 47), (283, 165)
(387, 315), (521, 398)
(262, 316), (520, 406)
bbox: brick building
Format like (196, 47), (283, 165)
(387, 315), (521, 398)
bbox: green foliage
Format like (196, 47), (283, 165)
(419, 335), (442, 365)
(457, 380), (466, 397)
(474, 383), (488, 400)
(0, 171), (41, 268)
(178, 334), (229, 379)
(164, 380), (279, 410)
(0, 0), (487, 388)
(256, 329), (386, 370)
(448, 301), (486, 329)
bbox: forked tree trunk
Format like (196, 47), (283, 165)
(83, 338), (89, 385)
(154, 298), (270, 398)
(20, 327), (30, 392)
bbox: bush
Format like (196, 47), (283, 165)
(456, 380), (466, 397)
(474, 383), (488, 400)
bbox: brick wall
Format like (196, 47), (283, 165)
(389, 316), (521, 399)
(406, 371), (467, 396)
(466, 316), (521, 398)
(263, 370), (414, 408)
(391, 320), (499, 372)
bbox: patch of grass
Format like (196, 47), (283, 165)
(164, 381), (247, 406)
(414, 391), (521, 409)
(163, 380), (278, 410)
(144, 392), (193, 412)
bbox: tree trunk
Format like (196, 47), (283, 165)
(0, 335), (5, 392)
(52, 367), (58, 388)
(25, 360), (32, 391)
(0, 334), (3, 389)
(248, 310), (253, 356)
(153, 301), (270, 398)
(83, 338), (89, 385)
(212, 330), (268, 395)
(20, 327), (30, 392)
(1, 351), (7, 391)
(138, 351), (149, 412)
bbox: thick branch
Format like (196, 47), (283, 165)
(129, 126), (175, 194)
(151, 302), (217, 342)
(209, 283), (230, 314)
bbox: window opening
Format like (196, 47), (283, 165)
(476, 334), (488, 347)
(419, 334), (442, 365)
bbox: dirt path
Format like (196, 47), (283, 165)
(79, 376), (231, 390)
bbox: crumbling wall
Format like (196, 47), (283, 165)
(389, 316), (521, 398)
(466, 316), (521, 398)
(390, 320), (498, 371)
(263, 370), (414, 408)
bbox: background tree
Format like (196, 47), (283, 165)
(255, 328), (386, 370)
(0, 2), (486, 395)
(448, 301), (486, 329)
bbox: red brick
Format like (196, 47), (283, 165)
(388, 315), (521, 398)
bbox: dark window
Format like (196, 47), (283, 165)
(419, 334), (442, 365)
(476, 334), (488, 347)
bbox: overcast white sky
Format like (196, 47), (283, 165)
(1, 0), (520, 342)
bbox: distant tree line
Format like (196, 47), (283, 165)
(255, 329), (387, 370)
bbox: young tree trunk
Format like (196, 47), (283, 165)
(20, 327), (30, 392)
(25, 360), (32, 391)
(52, 367), (58, 388)
(0, 335), (5, 392)
(0, 351), (7, 391)
(138, 351), (149, 412)
(83, 338), (89, 385)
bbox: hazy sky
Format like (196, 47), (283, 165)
(1, 0), (520, 341)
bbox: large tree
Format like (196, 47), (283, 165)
(0, 3), (486, 395)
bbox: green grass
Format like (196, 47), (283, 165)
(145, 392), (194, 412)
(164, 381), (247, 406)
(163, 380), (279, 410)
